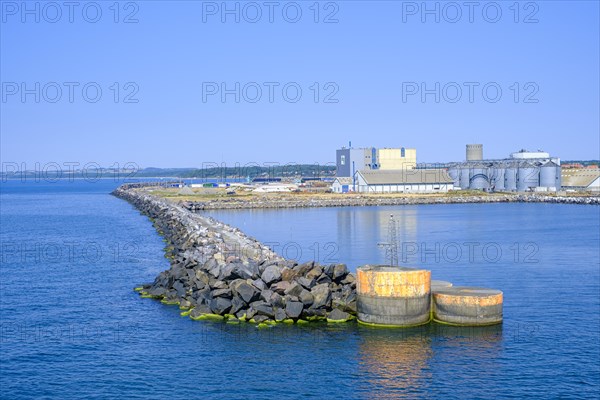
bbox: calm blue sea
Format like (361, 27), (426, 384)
(1, 180), (599, 399)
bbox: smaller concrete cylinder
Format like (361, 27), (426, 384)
(432, 286), (503, 326)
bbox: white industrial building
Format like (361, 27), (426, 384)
(332, 170), (454, 193)
(561, 169), (600, 192)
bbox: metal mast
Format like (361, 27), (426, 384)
(378, 214), (398, 266)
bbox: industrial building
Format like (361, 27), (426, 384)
(336, 145), (416, 178)
(561, 168), (600, 192)
(446, 145), (562, 192)
(332, 169), (454, 193)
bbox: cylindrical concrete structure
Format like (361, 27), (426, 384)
(459, 168), (470, 189)
(356, 265), (431, 327)
(489, 166), (505, 191)
(470, 168), (489, 190)
(466, 144), (483, 161)
(540, 163), (559, 190)
(504, 167), (518, 191)
(517, 166), (539, 192)
(432, 286), (503, 326)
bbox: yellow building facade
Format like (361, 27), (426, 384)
(377, 148), (417, 170)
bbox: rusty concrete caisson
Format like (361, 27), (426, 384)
(356, 265), (431, 327)
(432, 286), (503, 326)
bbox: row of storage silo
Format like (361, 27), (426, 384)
(448, 161), (560, 192)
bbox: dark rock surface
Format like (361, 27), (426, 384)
(113, 184), (358, 325)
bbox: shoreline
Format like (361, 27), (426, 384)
(177, 193), (600, 211)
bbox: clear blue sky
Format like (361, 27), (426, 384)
(1, 0), (599, 168)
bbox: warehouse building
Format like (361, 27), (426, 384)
(333, 169), (454, 193)
(561, 168), (600, 192)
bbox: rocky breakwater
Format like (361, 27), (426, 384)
(112, 184), (357, 327)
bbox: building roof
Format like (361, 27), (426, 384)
(561, 169), (600, 188)
(333, 177), (353, 184)
(358, 169), (454, 185)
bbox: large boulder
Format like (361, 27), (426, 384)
(280, 267), (297, 282)
(211, 288), (232, 298)
(230, 296), (245, 314)
(218, 263), (236, 281)
(270, 292), (285, 308)
(204, 258), (222, 278)
(172, 281), (186, 297)
(299, 289), (314, 306)
(285, 301), (304, 319)
(327, 308), (351, 321)
(195, 270), (210, 286)
(306, 265), (323, 280)
(332, 264), (348, 281)
(261, 265), (282, 285)
(233, 262), (259, 280)
(284, 282), (303, 297)
(250, 301), (274, 318)
(270, 281), (291, 295)
(190, 303), (212, 317)
(311, 283), (331, 309)
(296, 277), (315, 290)
(274, 308), (287, 322)
(210, 297), (232, 315)
(252, 279), (268, 291)
(232, 282), (259, 303)
(293, 261), (314, 276)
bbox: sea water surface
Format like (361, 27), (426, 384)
(1, 180), (599, 399)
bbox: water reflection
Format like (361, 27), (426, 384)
(336, 207), (419, 268)
(357, 323), (503, 398)
(358, 326), (433, 398)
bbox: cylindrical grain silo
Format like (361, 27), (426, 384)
(459, 167), (470, 189)
(540, 162), (559, 190)
(489, 165), (505, 191)
(517, 164), (539, 192)
(447, 167), (460, 188)
(432, 286), (503, 326)
(470, 167), (489, 190)
(504, 166), (517, 191)
(357, 265), (431, 327)
(466, 144), (483, 161)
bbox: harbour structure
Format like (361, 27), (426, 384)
(446, 145), (562, 192)
(336, 144), (417, 178)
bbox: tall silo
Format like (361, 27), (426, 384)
(517, 162), (539, 192)
(540, 161), (560, 190)
(459, 167), (470, 189)
(466, 144), (483, 161)
(489, 164), (505, 191)
(470, 166), (490, 190)
(504, 164), (518, 191)
(447, 167), (460, 187)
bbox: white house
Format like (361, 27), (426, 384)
(332, 177), (354, 193)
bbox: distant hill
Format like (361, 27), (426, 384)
(1, 165), (337, 180)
